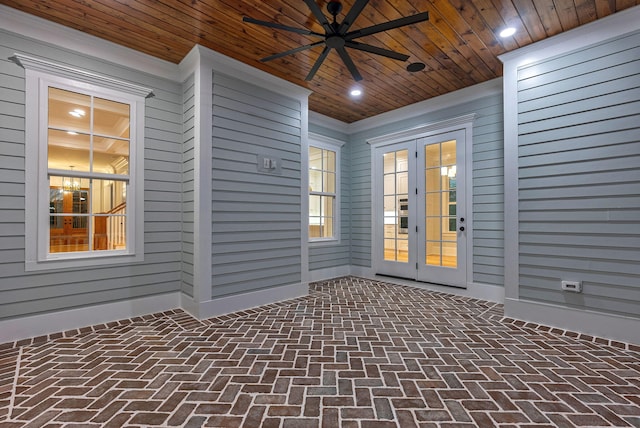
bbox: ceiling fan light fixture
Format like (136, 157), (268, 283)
(349, 88), (362, 97)
(499, 27), (516, 38)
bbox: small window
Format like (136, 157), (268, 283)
(308, 134), (344, 242)
(13, 54), (152, 270)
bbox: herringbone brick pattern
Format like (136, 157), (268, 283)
(1, 276), (639, 427)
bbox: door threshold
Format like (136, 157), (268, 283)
(374, 273), (466, 290)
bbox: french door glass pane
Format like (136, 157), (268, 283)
(424, 140), (457, 268)
(382, 150), (409, 262)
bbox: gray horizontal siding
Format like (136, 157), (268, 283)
(182, 73), (195, 297)
(349, 94), (504, 287)
(0, 29), (183, 320)
(517, 30), (640, 318)
(211, 73), (302, 298)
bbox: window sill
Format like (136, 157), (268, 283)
(309, 238), (341, 247)
(25, 251), (143, 272)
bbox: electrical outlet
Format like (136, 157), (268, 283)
(561, 280), (582, 293)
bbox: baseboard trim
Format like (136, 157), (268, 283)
(505, 297), (640, 346)
(0, 292), (181, 344)
(190, 282), (309, 320)
(308, 265), (351, 282)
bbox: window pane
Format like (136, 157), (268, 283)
(93, 179), (127, 213)
(397, 239), (408, 262)
(309, 217), (321, 237)
(323, 217), (333, 238)
(324, 171), (335, 193)
(425, 167), (440, 191)
(49, 216), (89, 253)
(383, 174), (395, 195)
(383, 195), (396, 214)
(383, 152), (395, 174)
(396, 150), (408, 172)
(93, 215), (126, 251)
(309, 170), (322, 192)
(309, 195), (321, 217)
(425, 143), (440, 167)
(384, 239), (396, 261)
(93, 137), (129, 174)
(324, 149), (336, 172)
(442, 140), (456, 165)
(94, 97), (130, 138)
(48, 88), (90, 134)
(396, 172), (408, 194)
(322, 196), (334, 218)
(49, 176), (89, 206)
(309, 146), (322, 170)
(48, 129), (91, 172)
(426, 192), (440, 215)
(426, 241), (441, 265)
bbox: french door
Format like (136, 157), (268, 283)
(373, 129), (467, 287)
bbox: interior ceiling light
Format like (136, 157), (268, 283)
(499, 27), (516, 38)
(407, 62), (426, 72)
(350, 88), (362, 97)
(69, 109), (85, 117)
(243, 0), (429, 82)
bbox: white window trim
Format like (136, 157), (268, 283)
(12, 53), (153, 271)
(308, 132), (345, 245)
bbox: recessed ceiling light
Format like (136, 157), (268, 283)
(69, 109), (86, 117)
(350, 89), (362, 97)
(407, 62), (426, 72)
(499, 27), (516, 38)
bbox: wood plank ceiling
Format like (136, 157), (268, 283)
(2, 0), (638, 123)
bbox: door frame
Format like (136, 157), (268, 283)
(368, 114), (475, 288)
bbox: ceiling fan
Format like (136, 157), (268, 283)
(243, 0), (429, 82)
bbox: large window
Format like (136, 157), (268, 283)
(308, 135), (344, 242)
(47, 87), (131, 255)
(15, 54), (151, 270)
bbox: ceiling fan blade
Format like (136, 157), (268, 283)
(336, 47), (363, 81)
(303, 0), (334, 34)
(305, 46), (332, 81)
(243, 16), (324, 37)
(345, 41), (409, 61)
(345, 11), (429, 40)
(261, 41), (325, 62)
(338, 0), (369, 35)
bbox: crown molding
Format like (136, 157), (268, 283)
(309, 78), (501, 137)
(10, 53), (154, 98)
(308, 111), (350, 134)
(184, 45), (312, 101)
(347, 78), (501, 135)
(308, 132), (347, 148)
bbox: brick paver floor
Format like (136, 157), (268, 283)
(1, 276), (639, 427)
